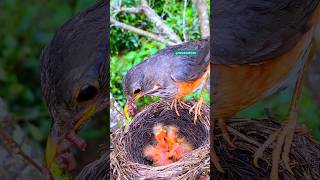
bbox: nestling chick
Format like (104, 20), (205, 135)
(144, 124), (192, 166)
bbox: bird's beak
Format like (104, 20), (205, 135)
(45, 106), (96, 169)
(45, 129), (59, 169)
(124, 104), (131, 121)
(124, 95), (141, 120)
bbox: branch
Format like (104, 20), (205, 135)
(110, 1), (181, 46)
(111, 5), (143, 17)
(0, 126), (42, 173)
(182, 0), (189, 41)
(110, 17), (177, 46)
(141, 0), (182, 44)
(192, 0), (210, 38)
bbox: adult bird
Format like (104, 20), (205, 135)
(212, 0), (320, 179)
(40, 1), (108, 172)
(123, 1), (320, 179)
(123, 38), (210, 122)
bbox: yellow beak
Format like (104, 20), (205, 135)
(124, 94), (142, 122)
(124, 105), (132, 121)
(45, 134), (59, 168)
(45, 106), (96, 168)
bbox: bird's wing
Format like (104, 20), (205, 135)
(167, 39), (210, 83)
(212, 0), (320, 64)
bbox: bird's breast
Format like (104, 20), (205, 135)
(211, 23), (315, 118)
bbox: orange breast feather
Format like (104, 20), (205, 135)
(176, 65), (210, 99)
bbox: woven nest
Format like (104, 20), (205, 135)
(110, 101), (210, 179)
(106, 101), (320, 180)
(212, 118), (320, 180)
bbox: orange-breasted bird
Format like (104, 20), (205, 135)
(123, 38), (210, 122)
(40, 1), (108, 175)
(212, 0), (320, 179)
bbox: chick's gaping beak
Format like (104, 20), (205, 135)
(45, 107), (96, 169)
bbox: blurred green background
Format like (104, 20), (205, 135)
(0, 0), (105, 178)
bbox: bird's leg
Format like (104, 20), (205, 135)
(253, 44), (314, 180)
(168, 97), (190, 117)
(189, 98), (204, 123)
(189, 72), (209, 123)
(178, 99), (190, 108)
(170, 98), (181, 116)
(218, 118), (236, 148)
(210, 118), (224, 173)
(211, 146), (224, 173)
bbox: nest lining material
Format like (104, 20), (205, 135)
(110, 100), (210, 179)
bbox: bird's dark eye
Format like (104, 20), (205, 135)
(133, 88), (141, 94)
(77, 85), (98, 103)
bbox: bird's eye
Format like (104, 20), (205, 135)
(133, 88), (141, 94)
(76, 85), (98, 103)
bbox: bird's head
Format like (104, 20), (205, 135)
(122, 63), (160, 119)
(42, 58), (107, 169)
(153, 124), (168, 149)
(41, 2), (107, 170)
(166, 125), (178, 145)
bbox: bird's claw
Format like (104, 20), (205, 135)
(170, 99), (181, 116)
(217, 118), (236, 148)
(189, 98), (204, 124)
(253, 118), (296, 180)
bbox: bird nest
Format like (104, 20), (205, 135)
(212, 118), (320, 180)
(110, 101), (210, 179)
(80, 102), (320, 179)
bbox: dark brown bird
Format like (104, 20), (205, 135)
(211, 0), (320, 179)
(40, 1), (108, 174)
(123, 38), (210, 121)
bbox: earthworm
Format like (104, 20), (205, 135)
(66, 131), (87, 151)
